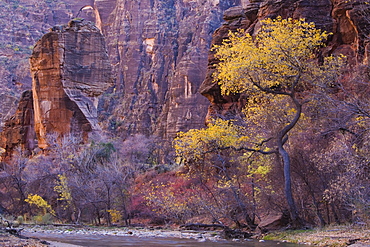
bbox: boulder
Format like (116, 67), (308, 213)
(257, 212), (290, 232)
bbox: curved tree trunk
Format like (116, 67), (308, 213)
(277, 95), (303, 227)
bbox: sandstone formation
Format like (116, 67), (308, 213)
(0, 90), (35, 157)
(103, 0), (241, 138)
(0, 0), (244, 145)
(30, 19), (112, 148)
(0, 0), (99, 127)
(200, 0), (370, 121)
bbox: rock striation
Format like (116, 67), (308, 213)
(103, 0), (241, 138)
(29, 19), (113, 148)
(0, 0), (244, 145)
(0, 0), (100, 127)
(1, 1), (244, 155)
(200, 0), (370, 121)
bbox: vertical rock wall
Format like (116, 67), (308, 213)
(1, 0), (243, 154)
(30, 20), (112, 148)
(0, 90), (35, 157)
(0, 0), (99, 127)
(103, 0), (241, 138)
(10, 0), (369, 151)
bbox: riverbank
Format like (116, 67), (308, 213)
(23, 224), (224, 241)
(0, 230), (47, 246)
(2, 224), (370, 246)
(262, 225), (370, 246)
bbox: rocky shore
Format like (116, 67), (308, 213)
(2, 224), (370, 246)
(0, 230), (48, 247)
(23, 224), (224, 241)
(2, 225), (227, 246)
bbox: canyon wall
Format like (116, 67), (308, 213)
(0, 0), (97, 127)
(0, 0), (241, 145)
(102, 0), (241, 138)
(200, 0), (370, 121)
(30, 19), (112, 148)
(0, 90), (35, 156)
(1, 0), (370, 153)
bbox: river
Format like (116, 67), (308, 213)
(24, 232), (302, 247)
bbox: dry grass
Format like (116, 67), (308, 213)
(262, 225), (370, 246)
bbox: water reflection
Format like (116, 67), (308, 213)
(24, 232), (302, 247)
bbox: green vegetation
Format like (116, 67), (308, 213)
(263, 229), (314, 242)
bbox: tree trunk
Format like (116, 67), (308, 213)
(278, 145), (300, 225)
(276, 95), (303, 227)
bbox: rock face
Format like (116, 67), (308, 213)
(200, 0), (370, 121)
(0, 0), (99, 127)
(0, 90), (35, 156)
(0, 0), (244, 145)
(257, 211), (290, 232)
(103, 0), (241, 138)
(1, 0), (243, 155)
(30, 19), (112, 148)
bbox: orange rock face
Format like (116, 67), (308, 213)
(0, 90), (35, 157)
(29, 19), (112, 148)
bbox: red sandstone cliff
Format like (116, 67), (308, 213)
(0, 0), (241, 142)
(0, 0), (99, 127)
(0, 90), (35, 156)
(102, 0), (240, 138)
(30, 19), (113, 148)
(0, 19), (112, 152)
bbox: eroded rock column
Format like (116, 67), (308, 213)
(30, 19), (112, 148)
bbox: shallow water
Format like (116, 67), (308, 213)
(24, 232), (302, 247)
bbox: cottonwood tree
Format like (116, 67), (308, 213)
(176, 17), (344, 226)
(174, 119), (273, 229)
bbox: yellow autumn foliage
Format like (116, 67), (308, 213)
(54, 174), (72, 209)
(172, 17), (348, 226)
(214, 17), (333, 96)
(212, 16), (345, 142)
(174, 119), (254, 163)
(25, 194), (55, 216)
(107, 209), (122, 223)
